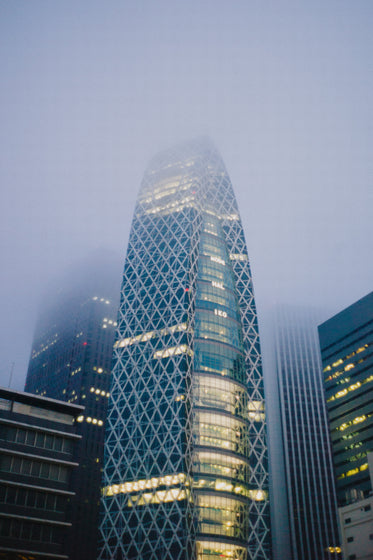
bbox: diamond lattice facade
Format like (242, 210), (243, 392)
(99, 139), (271, 560)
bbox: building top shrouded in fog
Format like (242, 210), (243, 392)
(99, 138), (271, 560)
(275, 306), (341, 560)
(24, 253), (121, 560)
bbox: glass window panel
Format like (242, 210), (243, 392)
(195, 311), (242, 349)
(194, 341), (245, 383)
(15, 488), (25, 505)
(16, 429), (27, 444)
(26, 490), (37, 508)
(45, 434), (54, 449)
(54, 436), (63, 452)
(40, 462), (50, 478)
(12, 457), (22, 473)
(35, 492), (44, 508)
(58, 466), (69, 483)
(193, 411), (249, 455)
(193, 375), (248, 419)
(193, 450), (250, 483)
(0, 455), (12, 472)
(26, 431), (36, 446)
(49, 464), (59, 480)
(36, 432), (45, 447)
(196, 494), (249, 540)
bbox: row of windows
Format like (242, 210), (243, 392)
(195, 312), (242, 351)
(196, 288), (236, 311)
(0, 426), (73, 454)
(193, 412), (249, 456)
(193, 376), (248, 419)
(0, 455), (69, 483)
(12, 402), (73, 425)
(194, 341), (245, 384)
(196, 494), (249, 541)
(193, 450), (250, 484)
(196, 284), (239, 321)
(325, 353), (371, 388)
(199, 231), (228, 257)
(193, 476), (251, 498)
(198, 261), (234, 291)
(196, 540), (247, 560)
(0, 517), (63, 544)
(0, 483), (67, 512)
(323, 341), (371, 374)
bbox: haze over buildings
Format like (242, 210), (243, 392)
(0, 1), (372, 391)
(24, 254), (120, 560)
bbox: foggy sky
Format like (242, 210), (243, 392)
(0, 0), (372, 390)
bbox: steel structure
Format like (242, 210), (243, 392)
(99, 139), (271, 560)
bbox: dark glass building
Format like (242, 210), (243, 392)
(24, 259), (120, 560)
(0, 386), (83, 560)
(318, 291), (373, 507)
(99, 139), (271, 560)
(274, 307), (341, 560)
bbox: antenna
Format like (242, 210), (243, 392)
(8, 362), (15, 388)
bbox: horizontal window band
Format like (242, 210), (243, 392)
(0, 478), (75, 496)
(0, 511), (72, 527)
(0, 447), (78, 467)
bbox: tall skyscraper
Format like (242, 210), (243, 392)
(318, 292), (373, 506)
(25, 256), (120, 560)
(100, 139), (271, 560)
(274, 307), (341, 560)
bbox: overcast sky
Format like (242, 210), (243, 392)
(0, 1), (372, 390)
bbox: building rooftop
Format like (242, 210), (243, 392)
(0, 386), (84, 416)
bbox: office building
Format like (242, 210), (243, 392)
(100, 138), (271, 560)
(275, 307), (341, 560)
(338, 453), (373, 560)
(25, 257), (120, 560)
(318, 291), (373, 506)
(0, 386), (82, 560)
(319, 292), (373, 560)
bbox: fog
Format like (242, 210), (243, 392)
(0, 0), (372, 391)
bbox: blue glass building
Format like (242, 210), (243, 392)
(99, 139), (271, 560)
(318, 291), (373, 506)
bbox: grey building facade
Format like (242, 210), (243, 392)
(0, 387), (82, 560)
(275, 307), (341, 560)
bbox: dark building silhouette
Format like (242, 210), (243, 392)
(0, 386), (83, 560)
(318, 292), (373, 506)
(24, 255), (121, 560)
(274, 307), (341, 560)
(99, 139), (271, 560)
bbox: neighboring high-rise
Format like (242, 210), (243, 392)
(0, 386), (83, 560)
(24, 255), (121, 560)
(100, 139), (271, 560)
(318, 291), (373, 507)
(274, 307), (341, 560)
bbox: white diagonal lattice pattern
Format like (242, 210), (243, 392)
(99, 139), (271, 560)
